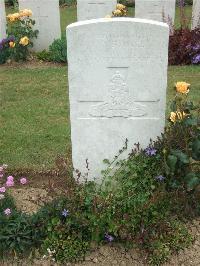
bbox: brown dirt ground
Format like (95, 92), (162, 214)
(2, 184), (200, 266)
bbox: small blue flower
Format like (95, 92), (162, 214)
(105, 233), (114, 242)
(192, 54), (200, 64)
(155, 175), (165, 181)
(61, 209), (69, 217)
(145, 147), (157, 156)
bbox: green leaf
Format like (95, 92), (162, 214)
(171, 150), (189, 164)
(185, 173), (199, 190)
(167, 154), (178, 172)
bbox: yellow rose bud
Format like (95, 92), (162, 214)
(175, 82), (190, 94)
(19, 36), (30, 46)
(9, 41), (15, 48)
(170, 112), (177, 123)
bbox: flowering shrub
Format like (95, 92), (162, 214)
(0, 9), (38, 63)
(169, 28), (200, 65)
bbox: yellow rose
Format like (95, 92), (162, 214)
(116, 4), (126, 11)
(175, 82), (190, 94)
(13, 13), (20, 21)
(9, 41), (15, 48)
(169, 111), (187, 123)
(19, 9), (33, 17)
(112, 9), (122, 16)
(7, 13), (20, 22)
(19, 36), (30, 46)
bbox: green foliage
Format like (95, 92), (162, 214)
(36, 50), (51, 61)
(0, 212), (35, 256)
(148, 220), (193, 265)
(0, 43), (10, 64)
(48, 37), (67, 63)
(59, 0), (76, 6)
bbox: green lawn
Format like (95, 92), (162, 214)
(0, 65), (199, 170)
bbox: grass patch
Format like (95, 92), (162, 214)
(0, 65), (199, 170)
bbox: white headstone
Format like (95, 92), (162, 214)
(135, 0), (176, 32)
(77, 0), (117, 21)
(192, 0), (200, 29)
(0, 0), (6, 40)
(67, 18), (169, 182)
(18, 0), (61, 51)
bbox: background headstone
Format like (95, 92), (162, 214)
(77, 0), (117, 21)
(135, 0), (176, 31)
(67, 18), (169, 182)
(0, 0), (6, 40)
(18, 0), (61, 51)
(192, 0), (200, 29)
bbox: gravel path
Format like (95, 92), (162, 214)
(5, 188), (200, 266)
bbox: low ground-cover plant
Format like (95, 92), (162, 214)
(0, 9), (38, 63)
(0, 82), (199, 264)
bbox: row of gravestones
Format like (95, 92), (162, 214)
(0, 0), (200, 51)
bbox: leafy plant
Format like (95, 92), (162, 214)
(169, 28), (200, 65)
(48, 36), (67, 63)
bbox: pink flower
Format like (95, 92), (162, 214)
(0, 187), (6, 193)
(20, 177), (27, 185)
(0, 174), (3, 178)
(6, 180), (14, 187)
(7, 176), (14, 181)
(4, 208), (11, 216)
(0, 194), (5, 200)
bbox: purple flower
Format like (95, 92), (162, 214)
(0, 187), (6, 193)
(105, 233), (114, 242)
(155, 175), (165, 181)
(4, 208), (11, 216)
(20, 177), (27, 185)
(145, 147), (157, 156)
(62, 209), (69, 217)
(192, 54), (200, 64)
(0, 43), (3, 50)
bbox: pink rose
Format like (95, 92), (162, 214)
(0, 187), (6, 193)
(20, 177), (27, 185)
(7, 176), (14, 181)
(4, 208), (11, 216)
(6, 180), (14, 187)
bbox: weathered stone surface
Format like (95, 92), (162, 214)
(67, 18), (169, 182)
(18, 0), (61, 51)
(135, 0), (176, 32)
(0, 0), (6, 40)
(192, 0), (200, 29)
(77, 0), (117, 21)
